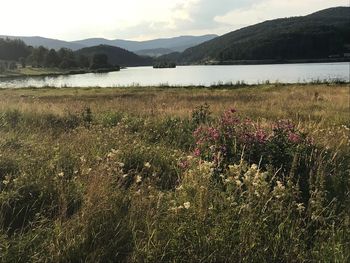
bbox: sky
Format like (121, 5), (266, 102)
(0, 0), (348, 41)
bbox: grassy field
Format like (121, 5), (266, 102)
(0, 83), (349, 262)
(0, 67), (67, 78)
(0, 66), (120, 78)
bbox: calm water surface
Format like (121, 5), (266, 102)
(0, 63), (349, 88)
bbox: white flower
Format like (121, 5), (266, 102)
(276, 181), (285, 190)
(251, 164), (258, 170)
(183, 202), (191, 209)
(136, 175), (142, 183)
(58, 172), (64, 177)
(144, 162), (151, 168)
(296, 203), (305, 212)
(2, 180), (9, 185)
(176, 185), (184, 191)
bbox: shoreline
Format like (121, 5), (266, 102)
(1, 81), (349, 91)
(0, 67), (121, 80)
(200, 58), (350, 66)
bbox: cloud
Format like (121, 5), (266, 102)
(0, 0), (346, 40)
(184, 0), (255, 29)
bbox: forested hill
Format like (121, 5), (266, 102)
(75, 45), (153, 67)
(178, 7), (350, 63)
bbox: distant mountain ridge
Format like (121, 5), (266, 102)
(0, 34), (218, 56)
(135, 48), (175, 57)
(72, 35), (218, 52)
(0, 35), (85, 51)
(173, 7), (350, 64)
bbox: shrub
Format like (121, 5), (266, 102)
(193, 108), (316, 199)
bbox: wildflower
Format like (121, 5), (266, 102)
(276, 180), (285, 190)
(136, 175), (142, 183)
(58, 172), (64, 177)
(288, 132), (301, 143)
(107, 152), (115, 158)
(2, 180), (9, 185)
(144, 162), (151, 168)
(183, 202), (191, 209)
(235, 179), (242, 186)
(229, 108), (237, 114)
(194, 148), (201, 157)
(179, 159), (189, 169)
(224, 178), (232, 184)
(176, 185), (184, 191)
(251, 164), (258, 170)
(296, 203), (305, 212)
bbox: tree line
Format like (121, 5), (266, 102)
(0, 38), (113, 71)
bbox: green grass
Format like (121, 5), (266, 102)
(0, 83), (349, 262)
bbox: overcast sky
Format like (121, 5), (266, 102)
(0, 0), (348, 41)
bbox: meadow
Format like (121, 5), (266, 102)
(0, 83), (349, 262)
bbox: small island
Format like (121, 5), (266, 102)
(153, 61), (176, 68)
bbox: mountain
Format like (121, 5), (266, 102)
(75, 45), (153, 67)
(135, 48), (175, 57)
(176, 7), (350, 63)
(72, 35), (218, 53)
(0, 34), (218, 55)
(0, 35), (85, 51)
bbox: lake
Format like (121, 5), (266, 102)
(0, 62), (349, 88)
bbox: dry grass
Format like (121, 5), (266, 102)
(0, 84), (348, 122)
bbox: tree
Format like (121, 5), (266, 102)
(90, 53), (110, 69)
(45, 49), (60, 67)
(78, 54), (90, 68)
(0, 38), (30, 61)
(19, 57), (26, 68)
(0, 62), (5, 73)
(29, 46), (48, 67)
(59, 58), (77, 69)
(58, 48), (74, 60)
(9, 61), (17, 70)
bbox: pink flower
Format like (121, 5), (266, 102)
(229, 108), (237, 114)
(288, 132), (301, 143)
(194, 148), (201, 157)
(255, 129), (268, 143)
(179, 159), (189, 169)
(274, 120), (295, 132)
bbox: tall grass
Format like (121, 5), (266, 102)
(0, 84), (349, 262)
